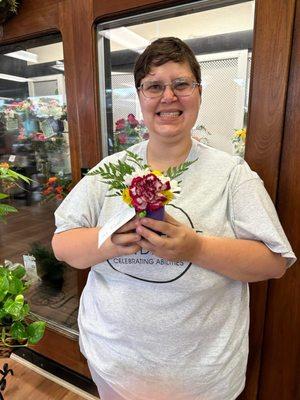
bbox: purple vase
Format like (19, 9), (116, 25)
(146, 207), (165, 235)
(146, 207), (165, 221)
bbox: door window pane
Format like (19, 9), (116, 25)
(0, 35), (78, 335)
(97, 0), (255, 158)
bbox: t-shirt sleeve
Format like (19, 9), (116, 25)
(54, 173), (106, 234)
(229, 160), (297, 268)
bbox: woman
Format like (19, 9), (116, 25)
(52, 37), (296, 400)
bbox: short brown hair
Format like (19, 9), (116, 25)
(134, 37), (201, 89)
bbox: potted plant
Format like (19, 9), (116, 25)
(29, 242), (66, 290)
(0, 260), (46, 357)
(0, 0), (20, 25)
(0, 162), (45, 357)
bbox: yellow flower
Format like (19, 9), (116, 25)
(0, 162), (9, 170)
(122, 188), (132, 205)
(151, 170), (163, 177)
(235, 129), (246, 141)
(162, 190), (174, 204)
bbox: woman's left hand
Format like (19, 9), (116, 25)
(135, 212), (200, 262)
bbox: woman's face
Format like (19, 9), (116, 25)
(138, 61), (201, 142)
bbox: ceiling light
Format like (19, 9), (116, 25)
(4, 50), (38, 63)
(51, 61), (65, 72)
(0, 73), (32, 82)
(99, 27), (149, 53)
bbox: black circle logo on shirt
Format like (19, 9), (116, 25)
(106, 204), (202, 283)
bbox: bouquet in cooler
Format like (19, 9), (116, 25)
(88, 151), (197, 219)
(41, 175), (72, 203)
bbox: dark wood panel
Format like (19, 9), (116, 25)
(257, 0), (300, 398)
(60, 0), (101, 168)
(238, 0), (296, 399)
(245, 0), (295, 197)
(33, 326), (91, 378)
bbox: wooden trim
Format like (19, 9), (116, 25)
(238, 0), (296, 399)
(32, 326), (91, 378)
(257, 0), (300, 398)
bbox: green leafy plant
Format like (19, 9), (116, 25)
(0, 162), (46, 353)
(0, 260), (46, 348)
(0, 162), (31, 222)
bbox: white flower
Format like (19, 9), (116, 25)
(123, 167), (151, 185)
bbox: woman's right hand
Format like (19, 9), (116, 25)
(110, 217), (141, 256)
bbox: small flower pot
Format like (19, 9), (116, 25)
(146, 206), (165, 235)
(146, 207), (165, 221)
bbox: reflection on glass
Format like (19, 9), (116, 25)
(0, 35), (78, 334)
(97, 0), (255, 157)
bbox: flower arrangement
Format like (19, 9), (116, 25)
(2, 99), (36, 120)
(34, 98), (64, 120)
(114, 114), (149, 152)
(231, 128), (246, 157)
(41, 175), (72, 202)
(1, 98), (66, 121)
(0, 162), (31, 222)
(88, 151), (197, 218)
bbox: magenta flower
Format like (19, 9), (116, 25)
(127, 113), (139, 127)
(129, 173), (170, 212)
(115, 118), (126, 131)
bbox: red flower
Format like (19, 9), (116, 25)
(118, 133), (128, 144)
(115, 118), (126, 131)
(55, 194), (64, 200)
(127, 113), (139, 127)
(129, 173), (170, 212)
(55, 185), (63, 193)
(43, 187), (53, 195)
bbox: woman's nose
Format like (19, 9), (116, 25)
(161, 85), (177, 102)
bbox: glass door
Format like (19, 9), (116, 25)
(97, 0), (255, 159)
(0, 34), (79, 336)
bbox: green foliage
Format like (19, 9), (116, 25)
(0, 162), (32, 221)
(165, 159), (198, 180)
(0, 260), (46, 348)
(88, 150), (198, 196)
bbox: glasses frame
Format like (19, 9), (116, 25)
(138, 78), (201, 99)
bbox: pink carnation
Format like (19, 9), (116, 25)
(129, 173), (170, 212)
(127, 113), (139, 127)
(118, 133), (128, 144)
(115, 118), (126, 131)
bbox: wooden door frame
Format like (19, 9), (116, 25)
(0, 0), (297, 391)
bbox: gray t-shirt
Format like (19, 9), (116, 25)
(55, 139), (296, 400)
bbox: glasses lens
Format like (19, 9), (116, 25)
(142, 81), (164, 97)
(173, 78), (194, 96)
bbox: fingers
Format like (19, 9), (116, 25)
(111, 231), (141, 246)
(116, 217), (138, 233)
(136, 216), (177, 238)
(121, 244), (141, 255)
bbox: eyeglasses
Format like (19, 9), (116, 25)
(138, 77), (200, 98)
